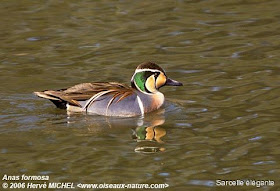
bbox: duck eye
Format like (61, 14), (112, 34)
(154, 72), (159, 78)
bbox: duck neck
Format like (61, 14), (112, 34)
(135, 90), (165, 113)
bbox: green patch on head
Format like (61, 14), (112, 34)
(134, 72), (146, 92)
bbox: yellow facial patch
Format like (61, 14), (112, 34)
(145, 75), (157, 93)
(156, 72), (167, 89)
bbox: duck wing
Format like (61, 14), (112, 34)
(34, 82), (135, 109)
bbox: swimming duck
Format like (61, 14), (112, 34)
(34, 62), (182, 117)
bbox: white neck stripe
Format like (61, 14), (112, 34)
(136, 96), (144, 115)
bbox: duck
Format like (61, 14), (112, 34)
(34, 62), (183, 117)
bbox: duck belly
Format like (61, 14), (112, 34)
(67, 94), (143, 117)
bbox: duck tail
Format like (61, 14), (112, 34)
(33, 91), (67, 109)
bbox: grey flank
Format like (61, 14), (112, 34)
(78, 93), (142, 116)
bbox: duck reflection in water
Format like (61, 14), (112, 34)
(132, 113), (166, 154)
(66, 108), (167, 154)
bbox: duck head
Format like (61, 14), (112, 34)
(131, 62), (183, 94)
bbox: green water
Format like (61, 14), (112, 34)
(1, 0), (280, 190)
